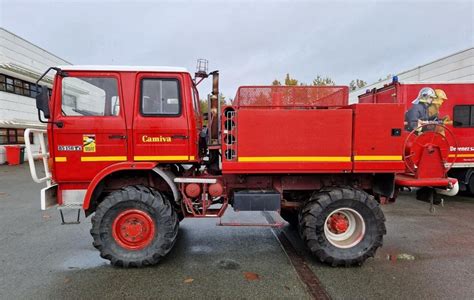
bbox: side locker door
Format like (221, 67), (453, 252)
(52, 72), (128, 182)
(132, 73), (191, 162)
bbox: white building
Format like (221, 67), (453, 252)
(0, 28), (71, 162)
(349, 48), (474, 103)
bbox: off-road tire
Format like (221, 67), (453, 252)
(280, 210), (299, 228)
(299, 187), (386, 266)
(468, 174), (474, 195)
(91, 185), (179, 267)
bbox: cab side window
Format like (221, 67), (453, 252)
(141, 79), (181, 116)
(61, 77), (119, 116)
(192, 86), (200, 116)
(453, 105), (474, 127)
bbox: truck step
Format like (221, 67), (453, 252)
(57, 203), (83, 210)
(57, 204), (82, 225)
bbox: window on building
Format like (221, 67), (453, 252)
(61, 77), (119, 116)
(0, 129), (7, 144)
(0, 128), (34, 145)
(0, 75), (5, 91)
(141, 79), (181, 116)
(453, 105), (474, 127)
(0, 73), (51, 98)
(6, 77), (14, 92)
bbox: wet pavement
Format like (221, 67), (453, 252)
(1, 163), (474, 299)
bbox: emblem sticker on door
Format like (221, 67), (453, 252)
(83, 134), (96, 152)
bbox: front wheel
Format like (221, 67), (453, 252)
(90, 185), (179, 267)
(299, 187), (386, 266)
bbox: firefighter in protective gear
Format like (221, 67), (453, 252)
(429, 89), (452, 135)
(428, 89), (448, 118)
(405, 87), (436, 131)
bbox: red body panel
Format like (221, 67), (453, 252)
(223, 108), (353, 173)
(222, 103), (406, 174)
(359, 82), (474, 167)
(352, 104), (405, 173)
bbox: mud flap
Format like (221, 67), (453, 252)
(373, 173), (395, 198)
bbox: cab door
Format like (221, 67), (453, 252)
(52, 72), (127, 182)
(132, 73), (191, 162)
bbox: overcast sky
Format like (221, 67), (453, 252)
(1, 0), (473, 98)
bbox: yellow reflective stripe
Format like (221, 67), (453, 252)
(189, 156), (195, 160)
(81, 156), (127, 162)
(134, 155), (191, 161)
(55, 157), (67, 162)
(354, 155), (402, 161)
(449, 154), (474, 158)
(238, 156), (351, 162)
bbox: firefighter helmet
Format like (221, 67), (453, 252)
(412, 87), (436, 104)
(434, 89), (448, 100)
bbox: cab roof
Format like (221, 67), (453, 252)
(56, 65), (190, 74)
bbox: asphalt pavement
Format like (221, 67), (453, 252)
(0, 163), (473, 299)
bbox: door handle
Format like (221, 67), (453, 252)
(108, 135), (127, 140)
(171, 135), (188, 140)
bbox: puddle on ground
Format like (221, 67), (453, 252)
(59, 250), (109, 270)
(189, 245), (214, 254)
(386, 253), (416, 262)
(216, 259), (240, 270)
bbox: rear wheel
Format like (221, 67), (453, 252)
(468, 174), (474, 195)
(299, 187), (386, 266)
(91, 185), (179, 267)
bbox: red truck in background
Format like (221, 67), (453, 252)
(359, 79), (474, 195)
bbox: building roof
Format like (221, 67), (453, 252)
(56, 65), (190, 73)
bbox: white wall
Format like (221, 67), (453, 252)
(349, 48), (474, 103)
(0, 27), (71, 124)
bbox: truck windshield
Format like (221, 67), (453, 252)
(61, 77), (119, 116)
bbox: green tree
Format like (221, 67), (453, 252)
(272, 79), (281, 86)
(284, 73), (299, 86)
(312, 75), (335, 86)
(199, 93), (226, 113)
(349, 79), (367, 91)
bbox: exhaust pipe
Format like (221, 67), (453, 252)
(209, 71), (219, 145)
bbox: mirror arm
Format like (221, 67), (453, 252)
(35, 67), (67, 86)
(37, 110), (63, 128)
(36, 67), (67, 128)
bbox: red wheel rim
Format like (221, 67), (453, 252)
(112, 209), (156, 250)
(327, 213), (349, 234)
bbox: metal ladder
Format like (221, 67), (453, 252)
(24, 128), (81, 224)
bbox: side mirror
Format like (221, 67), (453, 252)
(35, 85), (50, 119)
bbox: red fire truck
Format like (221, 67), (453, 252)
(24, 65), (457, 267)
(359, 79), (474, 195)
